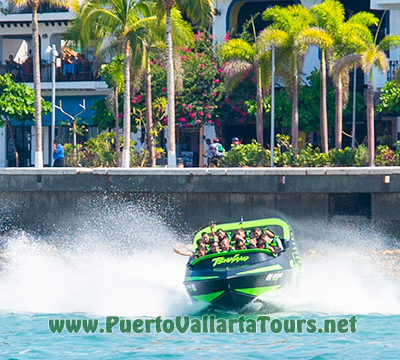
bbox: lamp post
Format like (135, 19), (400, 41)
(270, 46), (275, 167)
(352, 66), (357, 148)
(45, 44), (58, 166)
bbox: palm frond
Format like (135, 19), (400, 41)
(258, 28), (291, 50)
(223, 60), (253, 93)
(332, 54), (361, 84)
(378, 34), (400, 52)
(347, 12), (379, 27)
(296, 27), (334, 51)
(176, 0), (213, 27)
(219, 39), (256, 62)
(311, 0), (344, 35)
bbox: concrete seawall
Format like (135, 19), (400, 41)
(0, 167), (399, 232)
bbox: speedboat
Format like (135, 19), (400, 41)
(183, 218), (301, 310)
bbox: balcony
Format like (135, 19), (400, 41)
(0, 59), (100, 82)
(388, 60), (398, 81)
(6, 3), (69, 14)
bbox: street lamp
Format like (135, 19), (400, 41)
(45, 44), (58, 166)
(270, 46), (275, 167)
(352, 66), (357, 148)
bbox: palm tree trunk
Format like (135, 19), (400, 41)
(256, 66), (263, 147)
(292, 54), (299, 149)
(32, 4), (43, 167)
(5, 116), (19, 167)
(335, 76), (343, 149)
(115, 86), (121, 167)
(145, 56), (156, 167)
(367, 70), (375, 167)
(165, 8), (176, 167)
(320, 50), (328, 153)
(122, 37), (131, 168)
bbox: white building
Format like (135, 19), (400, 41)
(0, 1), (108, 167)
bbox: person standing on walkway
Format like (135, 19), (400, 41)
(53, 140), (64, 167)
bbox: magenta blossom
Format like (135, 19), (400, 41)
(200, 64), (205, 68)
(205, 114), (211, 118)
(214, 79), (220, 83)
(179, 117), (185, 122)
(218, 68), (222, 73)
(196, 119), (201, 123)
(132, 100), (136, 104)
(189, 112), (195, 117)
(187, 104), (192, 109)
(208, 120), (213, 124)
(161, 87), (166, 92)
(118, 113), (122, 119)
(184, 123), (189, 127)
(212, 92), (217, 96)
(198, 111), (203, 116)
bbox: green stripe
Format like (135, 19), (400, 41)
(235, 285), (281, 296)
(192, 291), (224, 303)
(185, 276), (219, 282)
(237, 264), (283, 275)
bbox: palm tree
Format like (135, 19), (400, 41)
(261, 5), (314, 149)
(306, 0), (378, 150)
(141, 6), (193, 166)
(156, 0), (213, 167)
(12, 0), (74, 167)
(71, 0), (155, 168)
(220, 38), (270, 146)
(336, 26), (400, 165)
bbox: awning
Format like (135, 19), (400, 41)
(10, 95), (105, 126)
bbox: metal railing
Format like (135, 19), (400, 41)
(0, 62), (99, 82)
(7, 3), (69, 14)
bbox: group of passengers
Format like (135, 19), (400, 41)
(174, 226), (284, 260)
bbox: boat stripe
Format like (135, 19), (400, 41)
(185, 276), (219, 282)
(192, 291), (224, 303)
(235, 285), (281, 296)
(237, 264), (283, 275)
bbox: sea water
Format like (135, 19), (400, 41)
(0, 207), (400, 359)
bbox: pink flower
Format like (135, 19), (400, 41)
(218, 68), (222, 73)
(223, 33), (230, 41)
(202, 92), (206, 96)
(224, 98), (230, 103)
(118, 113), (122, 119)
(153, 59), (158, 63)
(205, 105), (209, 109)
(200, 64), (205, 68)
(231, 105), (236, 110)
(212, 92), (217, 96)
(179, 117), (185, 122)
(136, 95), (141, 99)
(216, 122), (220, 126)
(196, 119), (201, 123)
(187, 104), (192, 109)
(208, 120), (213, 124)
(184, 123), (189, 127)
(205, 114), (211, 118)
(214, 79), (220, 83)
(161, 87), (166, 92)
(149, 60), (153, 65)
(239, 119), (245, 124)
(182, 55), (186, 60)
(189, 112), (195, 117)
(132, 100), (136, 104)
(199, 111), (203, 116)
(183, 47), (189, 52)
(251, 77), (256, 82)
(250, 95), (255, 99)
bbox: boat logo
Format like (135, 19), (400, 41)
(266, 272), (283, 282)
(211, 254), (250, 267)
(185, 284), (197, 292)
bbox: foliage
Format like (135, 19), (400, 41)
(0, 74), (51, 126)
(220, 140), (268, 167)
(375, 145), (396, 166)
(377, 79), (400, 115)
(63, 132), (153, 167)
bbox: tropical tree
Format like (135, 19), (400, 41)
(11, 0), (73, 167)
(156, 0), (213, 167)
(260, 5), (314, 149)
(220, 25), (271, 147)
(141, 6), (193, 166)
(0, 74), (51, 167)
(335, 23), (400, 166)
(307, 0), (378, 150)
(71, 0), (155, 168)
(99, 55), (124, 167)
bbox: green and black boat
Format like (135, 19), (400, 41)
(184, 218), (301, 310)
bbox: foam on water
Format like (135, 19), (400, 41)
(0, 206), (400, 317)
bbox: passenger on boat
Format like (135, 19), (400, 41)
(235, 238), (246, 251)
(201, 232), (211, 245)
(260, 234), (278, 254)
(251, 227), (263, 239)
(256, 238), (267, 249)
(173, 239), (206, 259)
(246, 237), (257, 249)
(220, 237), (231, 252)
(263, 230), (284, 253)
(207, 241), (220, 254)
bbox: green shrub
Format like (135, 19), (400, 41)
(221, 140), (268, 167)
